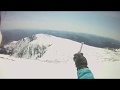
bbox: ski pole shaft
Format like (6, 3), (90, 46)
(78, 42), (84, 54)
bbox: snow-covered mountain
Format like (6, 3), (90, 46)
(1, 34), (120, 78)
(4, 34), (54, 59)
(3, 34), (120, 63)
(4, 34), (120, 61)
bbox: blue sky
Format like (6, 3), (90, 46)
(1, 11), (120, 41)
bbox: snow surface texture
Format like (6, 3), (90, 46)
(0, 34), (120, 78)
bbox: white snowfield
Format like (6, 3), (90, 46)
(0, 34), (120, 79)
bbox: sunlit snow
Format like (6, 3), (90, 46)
(0, 34), (120, 79)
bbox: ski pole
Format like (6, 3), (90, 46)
(78, 42), (84, 54)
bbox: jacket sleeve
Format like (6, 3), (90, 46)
(77, 68), (94, 79)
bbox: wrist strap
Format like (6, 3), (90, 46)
(77, 66), (88, 71)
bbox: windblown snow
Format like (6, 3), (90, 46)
(0, 34), (120, 79)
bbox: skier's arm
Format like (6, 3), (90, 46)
(73, 53), (94, 79)
(77, 68), (94, 79)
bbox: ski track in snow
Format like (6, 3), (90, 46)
(0, 34), (120, 79)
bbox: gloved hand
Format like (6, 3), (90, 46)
(73, 53), (88, 70)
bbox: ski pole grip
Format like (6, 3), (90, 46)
(78, 42), (84, 54)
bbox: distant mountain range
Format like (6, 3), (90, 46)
(1, 29), (120, 49)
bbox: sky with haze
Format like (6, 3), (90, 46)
(1, 11), (120, 41)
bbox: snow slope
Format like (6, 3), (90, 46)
(0, 34), (120, 79)
(0, 54), (120, 79)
